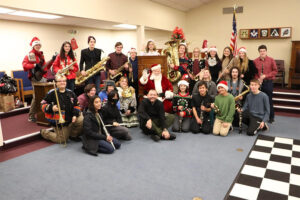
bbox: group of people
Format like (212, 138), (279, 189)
(21, 35), (277, 156)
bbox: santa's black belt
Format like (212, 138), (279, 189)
(158, 93), (165, 98)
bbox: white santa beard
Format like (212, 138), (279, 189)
(153, 75), (163, 94)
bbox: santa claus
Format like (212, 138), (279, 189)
(139, 64), (174, 113)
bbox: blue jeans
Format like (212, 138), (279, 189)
(87, 74), (101, 94)
(98, 138), (121, 154)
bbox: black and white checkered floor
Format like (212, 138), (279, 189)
(225, 135), (300, 200)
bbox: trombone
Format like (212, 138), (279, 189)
(52, 80), (67, 146)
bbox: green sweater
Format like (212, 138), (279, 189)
(214, 93), (235, 123)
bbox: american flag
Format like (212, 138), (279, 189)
(230, 8), (237, 56)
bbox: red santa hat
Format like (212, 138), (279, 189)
(150, 64), (161, 71)
(217, 80), (228, 91)
(238, 47), (247, 53)
(201, 40), (208, 53)
(208, 45), (218, 52)
(30, 37), (41, 47)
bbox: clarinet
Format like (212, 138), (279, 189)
(235, 103), (243, 134)
(259, 63), (264, 85)
(179, 116), (183, 133)
(199, 102), (204, 129)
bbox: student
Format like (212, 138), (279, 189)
(101, 90), (132, 140)
(52, 41), (79, 92)
(206, 46), (222, 83)
(238, 79), (270, 136)
(77, 84), (96, 113)
(235, 47), (258, 85)
(220, 46), (234, 81)
(140, 39), (160, 56)
(254, 45), (277, 123)
(79, 36), (103, 94)
(190, 81), (213, 134)
(211, 81), (235, 136)
(117, 77), (138, 127)
(138, 89), (176, 142)
(192, 69), (217, 100)
(172, 80), (192, 132)
(82, 95), (121, 156)
(99, 80), (120, 109)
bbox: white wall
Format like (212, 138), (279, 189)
(0, 19), (172, 75)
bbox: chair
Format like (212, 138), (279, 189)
(0, 71), (5, 79)
(275, 60), (285, 88)
(11, 70), (33, 102)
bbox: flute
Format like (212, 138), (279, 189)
(98, 114), (115, 150)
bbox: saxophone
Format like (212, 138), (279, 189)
(56, 61), (77, 78)
(109, 62), (129, 80)
(163, 40), (181, 83)
(75, 57), (109, 85)
(234, 81), (250, 101)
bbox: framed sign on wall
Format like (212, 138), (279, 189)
(239, 27), (292, 39)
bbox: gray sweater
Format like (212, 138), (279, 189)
(242, 91), (270, 122)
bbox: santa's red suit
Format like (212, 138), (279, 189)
(139, 64), (174, 113)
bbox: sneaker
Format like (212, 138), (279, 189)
(151, 134), (160, 142)
(268, 118), (274, 124)
(28, 117), (36, 122)
(229, 125), (234, 132)
(124, 135), (132, 141)
(262, 123), (269, 131)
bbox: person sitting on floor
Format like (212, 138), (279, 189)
(138, 89), (176, 142)
(190, 81), (213, 134)
(78, 84), (96, 113)
(99, 80), (120, 109)
(211, 81), (235, 136)
(237, 79), (270, 136)
(82, 95), (121, 156)
(116, 76), (139, 127)
(101, 90), (132, 141)
(40, 75), (83, 143)
(171, 79), (192, 132)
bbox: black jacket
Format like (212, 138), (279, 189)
(79, 48), (102, 71)
(101, 102), (122, 125)
(82, 110), (107, 154)
(138, 98), (166, 129)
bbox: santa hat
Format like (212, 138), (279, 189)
(238, 47), (247, 53)
(129, 48), (137, 53)
(179, 42), (187, 47)
(201, 40), (208, 53)
(30, 37), (41, 47)
(217, 80), (228, 91)
(208, 45), (218, 52)
(178, 80), (189, 87)
(150, 64), (161, 71)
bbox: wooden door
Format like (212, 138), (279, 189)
(288, 41), (300, 88)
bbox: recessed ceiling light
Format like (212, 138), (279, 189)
(0, 7), (16, 14)
(113, 24), (137, 29)
(9, 11), (62, 19)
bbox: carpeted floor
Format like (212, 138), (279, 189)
(0, 115), (299, 200)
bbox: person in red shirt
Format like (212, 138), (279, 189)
(254, 45), (278, 123)
(52, 41), (79, 92)
(22, 37), (55, 122)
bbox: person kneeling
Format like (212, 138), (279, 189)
(138, 89), (176, 142)
(237, 79), (270, 136)
(101, 90), (132, 140)
(211, 81), (235, 136)
(172, 79), (192, 132)
(190, 81), (213, 134)
(82, 96), (121, 156)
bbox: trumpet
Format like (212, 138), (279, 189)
(52, 80), (66, 146)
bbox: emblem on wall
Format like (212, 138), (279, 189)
(239, 27), (292, 39)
